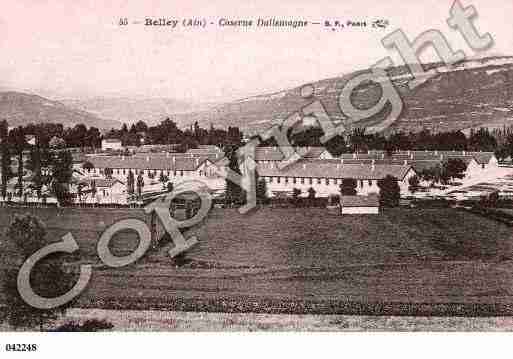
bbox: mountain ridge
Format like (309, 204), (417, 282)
(0, 91), (120, 129)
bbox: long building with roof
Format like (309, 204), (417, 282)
(256, 159), (416, 197)
(74, 146), (499, 201)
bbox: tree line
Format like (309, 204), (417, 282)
(105, 118), (243, 150)
(0, 120), (74, 205)
(259, 125), (513, 158)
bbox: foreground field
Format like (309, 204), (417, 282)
(48, 309), (513, 331)
(2, 206), (513, 316)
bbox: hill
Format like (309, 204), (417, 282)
(61, 97), (214, 126)
(172, 56), (513, 135)
(0, 91), (120, 129)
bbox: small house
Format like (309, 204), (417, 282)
(101, 138), (123, 151)
(340, 194), (380, 214)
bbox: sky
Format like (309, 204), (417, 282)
(0, 0), (512, 103)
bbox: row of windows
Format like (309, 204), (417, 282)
(87, 168), (211, 177)
(265, 177), (377, 187)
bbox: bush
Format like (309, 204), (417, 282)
(53, 319), (114, 332)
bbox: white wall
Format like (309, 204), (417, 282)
(341, 206), (379, 214)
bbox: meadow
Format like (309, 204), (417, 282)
(1, 206), (513, 315)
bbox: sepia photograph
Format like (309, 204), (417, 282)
(1, 0), (513, 355)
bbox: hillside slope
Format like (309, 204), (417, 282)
(173, 56), (513, 135)
(0, 91), (120, 129)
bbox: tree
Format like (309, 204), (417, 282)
(224, 146), (243, 206)
(292, 188), (301, 199)
(159, 172), (169, 189)
(91, 180), (97, 199)
(307, 187), (316, 206)
(51, 151), (73, 206)
(377, 175), (400, 207)
(9, 127), (26, 197)
(443, 158), (467, 183)
(136, 172), (144, 199)
(256, 178), (268, 205)
(0, 120), (12, 198)
(77, 182), (85, 202)
(408, 175), (420, 193)
(26, 145), (43, 198)
(1, 214), (74, 330)
(126, 170), (135, 195)
(339, 178), (357, 196)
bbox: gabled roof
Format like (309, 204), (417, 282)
(103, 138), (122, 143)
(87, 178), (125, 188)
(470, 152), (495, 164)
(194, 145), (224, 153)
(257, 159), (414, 180)
(86, 154), (208, 171)
(340, 150), (496, 165)
(132, 152), (222, 162)
(341, 195), (379, 207)
(255, 146), (329, 161)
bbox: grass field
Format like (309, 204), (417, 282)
(0, 207), (149, 266)
(2, 206), (513, 316)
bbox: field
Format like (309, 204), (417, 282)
(2, 206), (513, 316)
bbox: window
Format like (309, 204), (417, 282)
(317, 178), (321, 184)
(277, 177), (281, 183)
(180, 171), (184, 176)
(368, 180), (372, 186)
(269, 177), (273, 183)
(325, 178), (329, 185)
(482, 164), (485, 169)
(284, 177), (288, 184)
(360, 180), (364, 188)
(301, 178), (305, 184)
(123, 169), (126, 175)
(293, 177), (297, 184)
(309, 178), (313, 185)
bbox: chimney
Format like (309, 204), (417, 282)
(146, 156), (149, 162)
(303, 163), (306, 170)
(341, 159), (344, 165)
(403, 160), (407, 165)
(166, 152), (169, 158)
(462, 150), (466, 155)
(195, 158), (199, 166)
(434, 150), (438, 155)
(172, 156), (176, 164)
(371, 159), (375, 172)
(337, 164), (340, 169)
(440, 154), (443, 160)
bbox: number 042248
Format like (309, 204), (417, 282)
(5, 344), (38, 352)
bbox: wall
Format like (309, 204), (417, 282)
(341, 206), (379, 214)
